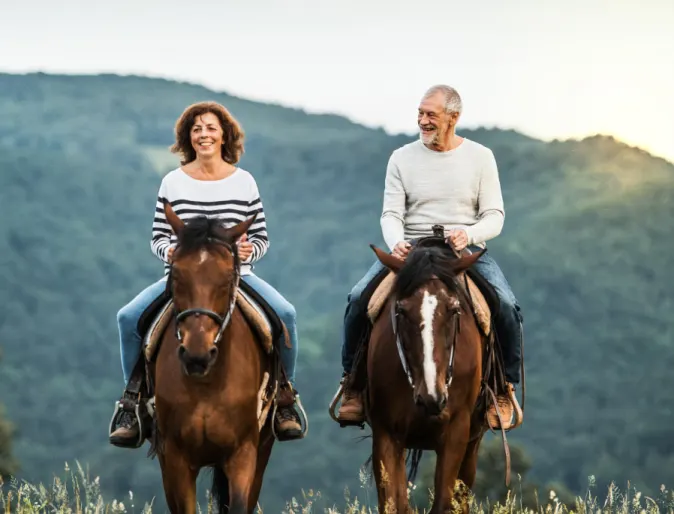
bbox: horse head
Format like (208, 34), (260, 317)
(371, 238), (484, 415)
(164, 202), (256, 378)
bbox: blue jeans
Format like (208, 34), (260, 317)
(341, 259), (386, 374)
(118, 276), (168, 384)
(467, 245), (523, 385)
(241, 273), (299, 386)
(117, 274), (299, 387)
(340, 245), (523, 384)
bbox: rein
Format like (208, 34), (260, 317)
(170, 236), (241, 346)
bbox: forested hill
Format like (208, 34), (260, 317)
(0, 72), (672, 510)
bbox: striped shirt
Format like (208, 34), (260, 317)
(151, 167), (269, 276)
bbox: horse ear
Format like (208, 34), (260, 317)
(451, 248), (486, 274)
(370, 244), (404, 273)
(222, 212), (257, 241)
(164, 202), (184, 235)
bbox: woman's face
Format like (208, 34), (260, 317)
(190, 112), (224, 158)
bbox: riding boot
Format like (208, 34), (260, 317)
(487, 383), (523, 431)
(110, 410), (140, 444)
(274, 387), (303, 440)
(337, 374), (365, 423)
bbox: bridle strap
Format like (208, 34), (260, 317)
(391, 295), (414, 387)
(391, 290), (460, 391)
(171, 236), (241, 346)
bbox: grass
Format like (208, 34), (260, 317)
(1, 463), (673, 514)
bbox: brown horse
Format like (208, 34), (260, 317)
(365, 237), (493, 513)
(149, 203), (277, 514)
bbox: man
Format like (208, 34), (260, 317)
(337, 84), (523, 430)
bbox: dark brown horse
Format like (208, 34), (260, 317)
(149, 203), (276, 514)
(365, 238), (492, 513)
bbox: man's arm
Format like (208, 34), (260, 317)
(380, 154), (406, 251)
(463, 149), (505, 246)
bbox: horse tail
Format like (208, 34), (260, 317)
(209, 466), (230, 513)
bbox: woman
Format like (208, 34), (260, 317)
(109, 101), (301, 446)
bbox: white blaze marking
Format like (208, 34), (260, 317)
(420, 290), (439, 400)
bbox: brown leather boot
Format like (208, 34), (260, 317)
(274, 405), (303, 440)
(487, 383), (523, 431)
(337, 388), (365, 423)
(109, 411), (140, 446)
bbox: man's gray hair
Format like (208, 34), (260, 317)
(423, 85), (463, 115)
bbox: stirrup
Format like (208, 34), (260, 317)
(108, 394), (153, 448)
(271, 389), (308, 442)
(328, 377), (366, 429)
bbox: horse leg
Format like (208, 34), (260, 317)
(372, 425), (408, 513)
(430, 412), (471, 514)
(157, 442), (199, 514)
(457, 434), (483, 489)
(224, 440), (258, 514)
(247, 433), (274, 513)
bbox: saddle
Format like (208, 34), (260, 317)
(338, 236), (506, 413)
(366, 268), (494, 336)
(138, 278), (287, 358)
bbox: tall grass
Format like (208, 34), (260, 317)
(1, 463), (673, 513)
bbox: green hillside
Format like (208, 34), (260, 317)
(0, 72), (672, 509)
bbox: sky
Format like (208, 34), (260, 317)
(1, 0), (673, 162)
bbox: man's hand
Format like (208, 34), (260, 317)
(238, 233), (254, 262)
(392, 241), (412, 260)
(446, 229), (468, 252)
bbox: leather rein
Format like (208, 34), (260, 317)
(169, 236), (241, 346)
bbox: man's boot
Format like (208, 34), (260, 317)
(487, 383), (523, 431)
(337, 375), (365, 423)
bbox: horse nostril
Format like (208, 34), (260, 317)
(178, 344), (187, 360)
(438, 396), (447, 410)
(415, 395), (423, 406)
(209, 347), (218, 360)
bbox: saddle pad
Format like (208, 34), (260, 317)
(367, 272), (491, 336)
(143, 291), (274, 362)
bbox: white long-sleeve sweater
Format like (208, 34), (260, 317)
(380, 138), (505, 250)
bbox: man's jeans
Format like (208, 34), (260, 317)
(340, 245), (523, 384)
(117, 273), (299, 388)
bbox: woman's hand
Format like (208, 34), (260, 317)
(238, 234), (254, 262)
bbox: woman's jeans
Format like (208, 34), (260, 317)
(117, 273), (298, 387)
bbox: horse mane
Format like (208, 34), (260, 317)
(177, 216), (237, 255)
(393, 238), (460, 299)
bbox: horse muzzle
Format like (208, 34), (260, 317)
(414, 390), (448, 416)
(177, 344), (218, 377)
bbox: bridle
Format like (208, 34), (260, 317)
(170, 236), (240, 346)
(390, 280), (462, 391)
(390, 229), (465, 392)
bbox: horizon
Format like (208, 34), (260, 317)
(4, 69), (671, 166)
(2, 0), (672, 163)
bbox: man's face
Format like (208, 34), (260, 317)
(417, 91), (455, 146)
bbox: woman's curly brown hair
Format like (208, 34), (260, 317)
(170, 101), (245, 165)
